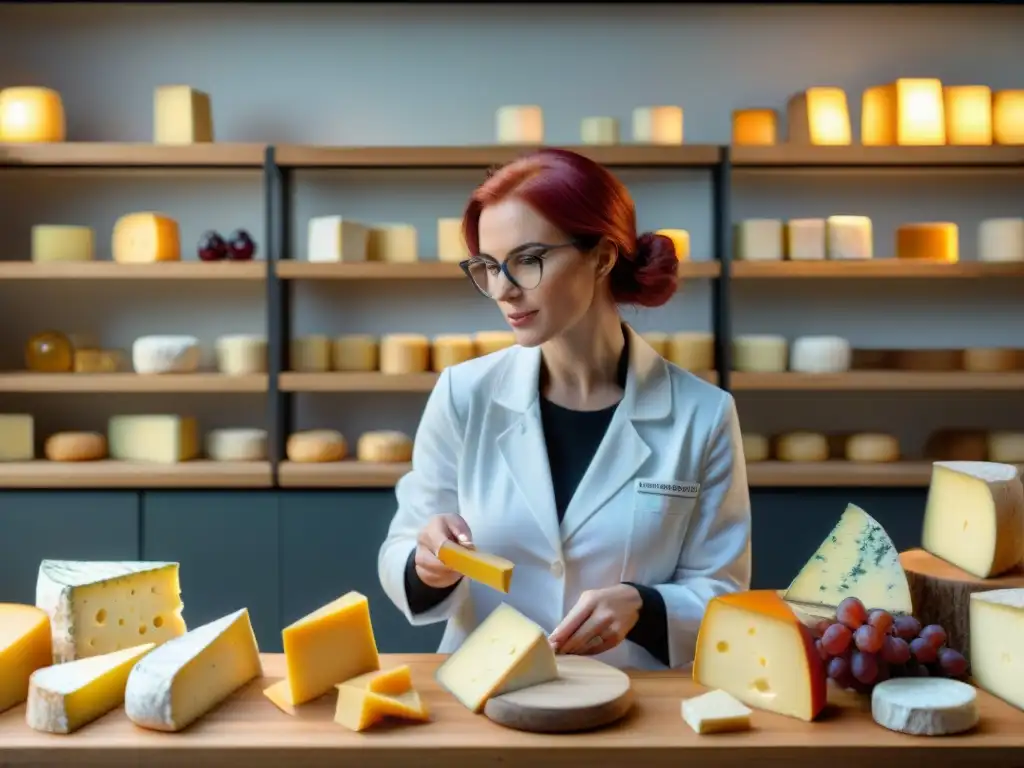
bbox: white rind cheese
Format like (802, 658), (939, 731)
(871, 678), (978, 736)
(205, 428), (267, 461)
(307, 216), (369, 262)
(735, 219), (783, 262)
(785, 219), (826, 261)
(132, 335), (200, 374)
(789, 335), (851, 373)
(827, 216), (873, 260)
(978, 218), (1024, 263)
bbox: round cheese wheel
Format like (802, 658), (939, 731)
(775, 432), (829, 462)
(871, 678), (978, 736)
(790, 335), (851, 374)
(924, 430), (988, 461)
(474, 331), (516, 357)
(215, 334), (267, 375)
(733, 335), (788, 373)
(290, 335), (330, 372)
(988, 432), (1024, 464)
(963, 347), (1019, 373)
(669, 332), (714, 370)
(895, 349), (962, 372)
(895, 222), (959, 263)
(431, 335), (475, 372)
(640, 332), (669, 357)
(286, 430), (347, 463)
(357, 430), (413, 463)
(742, 433), (770, 462)
(132, 335), (200, 374)
(44, 432), (106, 462)
(845, 433), (901, 463)
(380, 334), (430, 374)
(978, 218), (1024, 263)
(331, 335), (378, 372)
(206, 428), (268, 461)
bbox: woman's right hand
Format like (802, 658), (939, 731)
(415, 514), (473, 589)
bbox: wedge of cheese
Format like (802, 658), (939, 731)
(35, 560), (187, 663)
(125, 608), (262, 732)
(0, 604), (52, 715)
(26, 643), (155, 734)
(334, 685), (430, 731)
(437, 541), (514, 593)
(340, 665), (413, 695)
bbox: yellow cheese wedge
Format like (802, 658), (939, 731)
(437, 541), (514, 593)
(340, 665), (413, 695)
(333, 686), (430, 731)
(0, 604), (53, 715)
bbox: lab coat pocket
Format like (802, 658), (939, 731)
(626, 490), (698, 582)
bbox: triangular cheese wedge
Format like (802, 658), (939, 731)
(0, 604), (52, 715)
(334, 686), (430, 731)
(340, 665), (412, 695)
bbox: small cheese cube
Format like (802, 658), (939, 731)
(580, 116), (619, 145)
(787, 88), (851, 145)
(334, 686), (430, 731)
(108, 415), (199, 464)
(733, 335), (787, 373)
(290, 335), (330, 372)
(896, 223), (959, 263)
(731, 109), (777, 146)
(862, 79), (945, 146)
(356, 431), (413, 463)
(978, 218), (1024, 263)
(785, 219), (826, 261)
(775, 432), (830, 462)
(307, 216), (369, 262)
(993, 90), (1024, 145)
(112, 212), (180, 264)
(632, 106), (683, 144)
(943, 86), (993, 146)
(682, 689), (752, 734)
(331, 335), (378, 371)
(431, 334), (475, 371)
(0, 87), (65, 142)
(735, 219), (783, 261)
(437, 218), (469, 263)
(437, 541), (514, 593)
(380, 334), (430, 374)
(368, 224), (417, 263)
(496, 106), (543, 144)
(0, 414), (34, 461)
(970, 589), (1024, 710)
(655, 228), (689, 261)
(826, 215), (872, 260)
(31, 226), (94, 263)
(0, 605), (52, 715)
(153, 85), (214, 145)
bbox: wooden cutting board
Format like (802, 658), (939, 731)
(483, 656), (634, 733)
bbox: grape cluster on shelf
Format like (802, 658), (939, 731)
(812, 596), (967, 693)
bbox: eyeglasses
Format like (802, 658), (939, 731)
(460, 241), (579, 298)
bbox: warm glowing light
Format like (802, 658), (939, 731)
(731, 109), (777, 146)
(787, 88), (851, 145)
(861, 79), (945, 146)
(0, 87), (65, 143)
(943, 86), (992, 145)
(993, 90), (1024, 145)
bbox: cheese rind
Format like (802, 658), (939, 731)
(153, 86), (213, 144)
(871, 678), (978, 736)
(0, 87), (65, 142)
(943, 86), (992, 146)
(74, 349), (126, 373)
(789, 335), (851, 373)
(205, 428), (267, 461)
(896, 223), (959, 263)
(788, 88), (851, 145)
(970, 588), (1024, 709)
(45, 432), (107, 462)
(0, 414), (34, 461)
(474, 331), (516, 356)
(826, 216), (873, 260)
(108, 415), (199, 463)
(112, 213), (180, 263)
(307, 217), (369, 262)
(632, 106), (683, 144)
(215, 334), (267, 375)
(735, 219), (783, 262)
(31, 226), (95, 263)
(681, 689), (753, 734)
(437, 541), (514, 593)
(785, 219), (826, 261)
(963, 348), (1018, 373)
(988, 432), (1024, 464)
(496, 106), (544, 144)
(132, 335), (201, 374)
(731, 109), (777, 146)
(0, 604), (52, 715)
(742, 434), (770, 462)
(978, 218), (1024, 263)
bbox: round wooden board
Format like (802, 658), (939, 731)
(483, 656), (634, 734)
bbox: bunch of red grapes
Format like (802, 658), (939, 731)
(813, 596), (968, 692)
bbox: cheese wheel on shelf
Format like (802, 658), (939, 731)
(496, 106), (543, 144)
(331, 335), (378, 372)
(132, 335), (200, 374)
(993, 89), (1024, 145)
(581, 116), (619, 145)
(988, 432), (1024, 464)
(44, 432), (107, 462)
(286, 430), (347, 463)
(0, 414), (34, 461)
(0, 86), (65, 142)
(789, 336), (851, 373)
(668, 332), (714, 371)
(74, 349), (126, 373)
(785, 219), (826, 261)
(206, 428), (267, 461)
(731, 108), (777, 146)
(896, 223), (959, 263)
(632, 106), (683, 144)
(845, 433), (900, 463)
(895, 349), (962, 372)
(437, 218), (470, 263)
(368, 224), (417, 263)
(733, 335), (787, 373)
(925, 430), (988, 461)
(357, 431), (413, 463)
(775, 432), (830, 462)
(655, 229), (690, 261)
(290, 335), (330, 372)
(978, 218), (1024, 263)
(734, 219), (783, 262)
(963, 348), (1019, 373)
(31, 225), (94, 263)
(641, 332), (669, 357)
(215, 334), (267, 375)
(431, 335), (475, 371)
(380, 334), (430, 374)
(474, 331), (516, 356)
(742, 434), (770, 462)
(112, 213), (180, 263)
(826, 216), (873, 260)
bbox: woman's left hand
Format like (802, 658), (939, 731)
(548, 584), (643, 656)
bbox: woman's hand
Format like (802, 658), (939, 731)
(548, 585), (643, 656)
(414, 514), (474, 589)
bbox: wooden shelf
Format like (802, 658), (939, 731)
(730, 371), (1024, 391)
(747, 461), (934, 487)
(276, 260), (719, 280)
(280, 370), (718, 392)
(731, 260), (1024, 279)
(0, 261), (266, 280)
(0, 143), (266, 168)
(0, 373), (268, 393)
(731, 145), (1024, 168)
(0, 460), (272, 488)
(279, 460), (410, 487)
(275, 144), (722, 169)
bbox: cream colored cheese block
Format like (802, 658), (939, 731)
(732, 109), (778, 146)
(496, 106), (543, 144)
(970, 588), (1024, 710)
(785, 219), (826, 261)
(35, 560), (187, 663)
(742, 433), (770, 462)
(437, 218), (470, 263)
(735, 219), (783, 261)
(978, 218), (1024, 263)
(474, 331), (516, 356)
(124, 608), (262, 732)
(789, 335), (851, 373)
(215, 334), (267, 375)
(368, 224), (417, 263)
(963, 348), (1019, 373)
(206, 428), (267, 462)
(26, 643), (155, 734)
(845, 433), (900, 463)
(775, 432), (829, 462)
(682, 688), (753, 734)
(871, 678), (978, 736)
(0, 86), (65, 142)
(331, 335), (378, 372)
(132, 335), (200, 374)
(988, 432), (1024, 464)
(108, 415), (199, 464)
(826, 215), (873, 260)
(74, 349), (126, 373)
(431, 335), (475, 371)
(656, 229), (690, 261)
(633, 106), (683, 144)
(112, 212), (180, 263)
(0, 605), (52, 715)
(581, 116), (619, 145)
(380, 334), (430, 374)
(357, 431), (413, 463)
(922, 461), (1024, 579)
(290, 335), (330, 372)
(896, 223), (959, 263)
(44, 432), (106, 462)
(287, 430), (347, 463)
(31, 226), (94, 263)
(0, 414), (34, 461)
(733, 335), (788, 373)
(668, 332), (714, 371)
(641, 332), (669, 357)
(307, 216), (370, 262)
(153, 85), (213, 144)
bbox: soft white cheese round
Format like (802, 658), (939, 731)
(132, 335), (200, 374)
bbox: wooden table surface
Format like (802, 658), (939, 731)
(0, 653), (1022, 767)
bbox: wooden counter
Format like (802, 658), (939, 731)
(0, 653), (1021, 767)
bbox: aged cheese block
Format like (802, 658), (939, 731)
(108, 415), (199, 463)
(290, 335), (330, 372)
(368, 224), (417, 263)
(668, 332), (714, 371)
(943, 85), (992, 146)
(474, 331), (516, 356)
(785, 219), (826, 261)
(153, 85), (213, 144)
(963, 348), (1019, 373)
(925, 430), (988, 462)
(731, 109), (777, 146)
(742, 433), (770, 462)
(789, 335), (851, 373)
(287, 430), (347, 463)
(845, 433), (900, 463)
(215, 334), (267, 375)
(307, 217), (369, 262)
(871, 678), (978, 736)
(788, 88), (851, 145)
(826, 215), (872, 260)
(970, 588), (1024, 710)
(44, 432), (106, 462)
(31, 226), (94, 263)
(0, 414), (34, 461)
(331, 335), (378, 372)
(74, 349), (126, 373)
(988, 432), (1024, 464)
(682, 688), (752, 734)
(896, 222), (959, 263)
(633, 106), (683, 144)
(735, 219), (783, 262)
(862, 79), (946, 146)
(0, 86), (65, 142)
(640, 332), (669, 357)
(733, 335), (787, 373)
(437, 218), (470, 263)
(496, 106), (543, 144)
(978, 218), (1024, 262)
(656, 229), (690, 261)
(0, 605), (52, 715)
(206, 428), (267, 461)
(380, 334), (430, 374)
(112, 213), (180, 263)
(993, 90), (1024, 145)
(437, 541), (514, 593)
(357, 431), (413, 463)
(431, 335), (475, 371)
(132, 335), (200, 374)
(775, 432), (829, 462)
(581, 116), (619, 145)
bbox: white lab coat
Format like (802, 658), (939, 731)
(377, 324), (752, 670)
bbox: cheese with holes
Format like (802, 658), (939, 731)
(668, 332), (714, 371)
(978, 218), (1024, 263)
(357, 431), (413, 463)
(132, 335), (200, 374)
(735, 219), (783, 261)
(431, 335), (475, 371)
(785, 503), (912, 613)
(733, 335), (787, 373)
(787, 88), (851, 145)
(776, 432), (829, 462)
(45, 432), (106, 462)
(785, 219), (826, 261)
(922, 461), (1024, 579)
(474, 331), (516, 356)
(437, 218), (470, 263)
(845, 433), (900, 463)
(31, 225), (95, 263)
(989, 433), (1024, 464)
(206, 428), (267, 461)
(581, 116), (619, 145)
(896, 223), (958, 263)
(334, 686), (430, 731)
(307, 216), (369, 262)
(369, 224), (418, 263)
(0, 414), (34, 461)
(871, 678), (979, 736)
(125, 608), (261, 732)
(286, 430), (347, 463)
(963, 348), (1018, 373)
(642, 332), (669, 357)
(26, 643), (155, 734)
(656, 229), (690, 261)
(263, 592), (380, 711)
(827, 216), (872, 260)
(0, 87), (65, 142)
(436, 603), (558, 713)
(633, 106), (684, 144)
(153, 85), (213, 144)
(215, 334), (266, 375)
(862, 79), (945, 146)
(993, 90), (1024, 145)
(496, 106), (543, 144)
(970, 588), (1024, 709)
(112, 213), (180, 264)
(74, 349), (125, 373)
(0, 605), (52, 715)
(290, 335), (330, 372)
(742, 434), (769, 462)
(437, 541), (514, 593)
(341, 665), (412, 695)
(381, 334), (430, 374)
(108, 415), (198, 463)
(789, 335), (851, 373)
(731, 109), (777, 146)
(943, 86), (992, 146)
(693, 590), (826, 721)
(331, 335), (378, 371)
(682, 688), (753, 734)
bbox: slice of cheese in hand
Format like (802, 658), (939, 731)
(35, 560), (187, 663)
(0, 604), (52, 715)
(26, 643), (155, 734)
(436, 603), (558, 713)
(125, 608), (262, 732)
(693, 590), (826, 722)
(682, 688), (753, 734)
(871, 678), (978, 736)
(970, 588), (1024, 710)
(922, 461), (1024, 579)
(334, 685), (430, 731)
(784, 502), (913, 615)
(437, 541), (514, 593)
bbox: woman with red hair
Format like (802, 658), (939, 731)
(378, 148), (751, 671)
